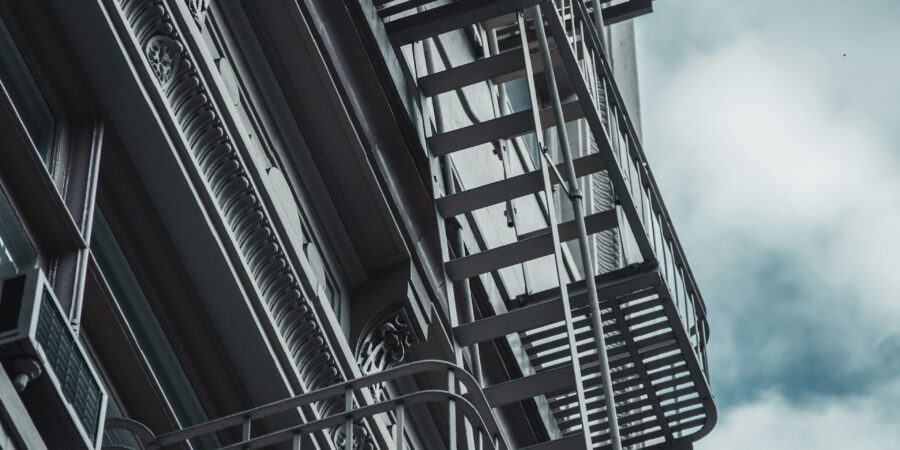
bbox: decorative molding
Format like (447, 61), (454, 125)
(187, 0), (210, 23)
(115, 0), (341, 411)
(333, 423), (375, 450)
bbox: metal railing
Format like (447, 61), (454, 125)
(544, 0), (710, 377)
(104, 360), (507, 450)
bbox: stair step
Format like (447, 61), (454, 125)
(436, 152), (605, 218)
(484, 365), (574, 407)
(520, 433), (587, 450)
(445, 209), (616, 282)
(601, 0), (654, 26)
(419, 46), (562, 97)
(428, 99), (584, 157)
(385, 0), (541, 46)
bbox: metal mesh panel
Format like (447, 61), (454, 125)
(35, 290), (103, 442)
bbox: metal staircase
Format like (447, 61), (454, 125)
(380, 0), (716, 449)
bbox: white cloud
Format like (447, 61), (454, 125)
(697, 384), (900, 450)
(647, 34), (900, 322)
(634, 0), (900, 444)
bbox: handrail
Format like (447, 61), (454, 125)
(565, 0), (709, 323)
(543, 0), (710, 376)
(217, 391), (493, 450)
(104, 360), (508, 450)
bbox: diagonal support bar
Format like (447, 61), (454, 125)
(532, 4), (622, 449)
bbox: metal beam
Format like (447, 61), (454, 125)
(483, 365), (574, 407)
(601, 0), (654, 26)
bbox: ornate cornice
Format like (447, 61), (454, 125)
(114, 0), (341, 407)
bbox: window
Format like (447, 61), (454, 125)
(0, 185), (34, 279)
(0, 16), (56, 171)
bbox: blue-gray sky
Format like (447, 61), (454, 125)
(636, 0), (900, 447)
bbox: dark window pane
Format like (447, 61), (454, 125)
(91, 210), (217, 449)
(0, 186), (35, 279)
(0, 16), (56, 168)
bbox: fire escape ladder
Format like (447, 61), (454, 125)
(381, 0), (716, 449)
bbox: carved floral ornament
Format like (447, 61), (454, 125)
(145, 35), (182, 88)
(357, 311), (416, 376)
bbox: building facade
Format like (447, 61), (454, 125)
(0, 1), (715, 449)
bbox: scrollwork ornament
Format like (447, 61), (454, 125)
(188, 0), (211, 23)
(358, 311), (415, 376)
(376, 315), (413, 364)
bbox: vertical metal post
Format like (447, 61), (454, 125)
(447, 369), (457, 449)
(242, 415), (251, 448)
(394, 403), (406, 450)
(516, 10), (593, 449)
(532, 6), (623, 450)
(344, 387), (354, 450)
(590, 0), (609, 51)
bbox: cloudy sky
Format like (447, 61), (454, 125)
(635, 0), (900, 447)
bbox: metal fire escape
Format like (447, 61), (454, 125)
(383, 0), (717, 449)
(103, 1), (715, 449)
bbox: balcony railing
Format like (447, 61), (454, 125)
(544, 0), (709, 377)
(104, 360), (507, 450)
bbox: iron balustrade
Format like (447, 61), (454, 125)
(542, 0), (710, 378)
(103, 360), (507, 450)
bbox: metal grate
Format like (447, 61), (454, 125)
(35, 290), (104, 443)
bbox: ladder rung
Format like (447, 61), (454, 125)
(520, 433), (587, 450)
(446, 209), (616, 281)
(483, 365), (574, 407)
(437, 152), (605, 218)
(428, 100), (584, 157)
(385, 0), (542, 46)
(419, 46), (562, 97)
